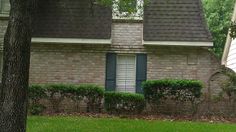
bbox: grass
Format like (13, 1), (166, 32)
(27, 116), (236, 132)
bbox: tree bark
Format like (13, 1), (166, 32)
(0, 0), (33, 131)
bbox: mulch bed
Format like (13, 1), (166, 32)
(38, 112), (236, 124)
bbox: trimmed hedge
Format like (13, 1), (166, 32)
(29, 84), (46, 104)
(142, 79), (203, 113)
(28, 85), (46, 115)
(28, 84), (104, 114)
(104, 92), (145, 114)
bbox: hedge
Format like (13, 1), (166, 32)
(142, 79), (203, 113)
(104, 92), (145, 114)
(28, 84), (47, 115)
(28, 84), (104, 114)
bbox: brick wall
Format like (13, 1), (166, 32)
(110, 22), (145, 53)
(30, 44), (106, 86)
(146, 46), (221, 93)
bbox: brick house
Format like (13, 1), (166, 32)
(0, 0), (221, 94)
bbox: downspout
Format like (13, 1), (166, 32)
(222, 2), (236, 65)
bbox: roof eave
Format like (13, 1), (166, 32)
(143, 41), (213, 47)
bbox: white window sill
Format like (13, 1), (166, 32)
(112, 16), (143, 21)
(0, 14), (9, 19)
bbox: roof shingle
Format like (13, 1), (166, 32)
(143, 0), (212, 42)
(32, 0), (112, 39)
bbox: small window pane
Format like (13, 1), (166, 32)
(1, 0), (10, 13)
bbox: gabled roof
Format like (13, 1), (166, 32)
(143, 0), (212, 42)
(32, 0), (112, 39)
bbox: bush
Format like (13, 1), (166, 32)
(28, 85), (46, 115)
(44, 84), (76, 112)
(29, 84), (46, 104)
(104, 92), (145, 114)
(29, 104), (46, 115)
(74, 84), (104, 112)
(70, 84), (104, 112)
(142, 79), (203, 114)
(28, 84), (104, 113)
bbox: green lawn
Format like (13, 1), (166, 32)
(27, 116), (236, 132)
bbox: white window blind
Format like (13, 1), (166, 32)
(116, 55), (136, 93)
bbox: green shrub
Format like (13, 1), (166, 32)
(29, 104), (46, 115)
(75, 84), (104, 112)
(43, 84), (74, 113)
(104, 92), (145, 114)
(142, 79), (203, 113)
(28, 85), (46, 115)
(29, 84), (46, 104)
(29, 84), (104, 113)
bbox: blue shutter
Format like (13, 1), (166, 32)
(105, 53), (117, 91)
(136, 54), (147, 93)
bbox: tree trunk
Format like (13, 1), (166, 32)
(0, 0), (33, 131)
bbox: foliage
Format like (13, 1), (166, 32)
(221, 71), (236, 99)
(218, 70), (236, 115)
(104, 92), (145, 114)
(75, 84), (104, 112)
(98, 0), (148, 18)
(29, 104), (46, 115)
(202, 0), (235, 58)
(28, 85), (46, 115)
(142, 79), (203, 113)
(28, 84), (46, 104)
(230, 21), (236, 39)
(28, 84), (104, 113)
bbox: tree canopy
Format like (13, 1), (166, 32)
(203, 0), (236, 58)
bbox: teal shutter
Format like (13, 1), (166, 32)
(136, 54), (147, 93)
(105, 53), (117, 91)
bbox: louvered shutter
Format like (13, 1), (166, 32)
(136, 54), (147, 93)
(105, 53), (117, 91)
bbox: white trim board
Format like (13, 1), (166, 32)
(31, 38), (112, 45)
(143, 41), (213, 47)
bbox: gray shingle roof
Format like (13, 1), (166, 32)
(143, 0), (213, 42)
(32, 0), (112, 39)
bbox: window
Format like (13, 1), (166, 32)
(0, 0), (10, 14)
(113, 0), (143, 19)
(105, 53), (147, 93)
(116, 55), (136, 93)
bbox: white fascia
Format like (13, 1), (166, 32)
(143, 41), (213, 47)
(31, 38), (112, 45)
